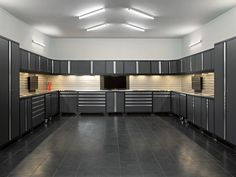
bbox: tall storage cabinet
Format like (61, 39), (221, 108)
(0, 37), (20, 147)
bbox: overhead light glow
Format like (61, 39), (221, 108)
(86, 23), (109, 31)
(32, 40), (46, 47)
(127, 8), (154, 20)
(189, 40), (202, 47)
(78, 8), (105, 19)
(123, 23), (145, 32)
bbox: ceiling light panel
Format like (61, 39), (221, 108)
(86, 23), (109, 31)
(123, 24), (145, 32)
(78, 8), (105, 20)
(32, 40), (46, 47)
(127, 8), (154, 20)
(189, 40), (202, 47)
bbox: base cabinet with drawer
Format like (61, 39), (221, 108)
(125, 92), (152, 113)
(60, 92), (78, 114)
(32, 95), (45, 127)
(46, 92), (59, 119)
(78, 92), (106, 113)
(153, 92), (171, 113)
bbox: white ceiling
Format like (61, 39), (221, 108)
(0, 0), (236, 38)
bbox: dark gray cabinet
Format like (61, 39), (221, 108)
(181, 57), (191, 73)
(194, 96), (202, 127)
(47, 59), (52, 73)
(226, 38), (236, 145)
(93, 61), (106, 75)
(70, 60), (91, 75)
(201, 98), (214, 132)
(53, 60), (60, 74)
(214, 43), (225, 139)
(151, 61), (160, 74)
(106, 92), (124, 113)
(169, 60), (180, 74)
(153, 92), (171, 113)
(106, 61), (114, 75)
(45, 94), (52, 119)
(124, 61), (136, 75)
(203, 49), (214, 71)
(0, 37), (10, 146)
(20, 98), (32, 135)
(20, 49), (29, 71)
(39, 56), (47, 73)
(179, 94), (187, 118)
(60, 92), (77, 114)
(208, 99), (215, 134)
(46, 92), (59, 119)
(60, 60), (68, 74)
(171, 92), (180, 116)
(191, 53), (202, 72)
(29, 53), (38, 72)
(31, 95), (45, 127)
(138, 61), (151, 74)
(187, 95), (194, 123)
(160, 61), (169, 74)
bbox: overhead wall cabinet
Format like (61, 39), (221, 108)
(0, 37), (20, 146)
(124, 61), (136, 75)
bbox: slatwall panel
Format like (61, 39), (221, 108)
(47, 75), (100, 91)
(181, 73), (214, 95)
(20, 73), (48, 95)
(129, 76), (182, 91)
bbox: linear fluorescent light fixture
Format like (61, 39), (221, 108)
(124, 23), (145, 32)
(32, 40), (46, 47)
(189, 40), (202, 48)
(127, 8), (154, 20)
(78, 8), (105, 19)
(86, 23), (109, 31)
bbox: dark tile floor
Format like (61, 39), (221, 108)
(0, 114), (236, 177)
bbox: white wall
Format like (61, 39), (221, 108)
(0, 8), (51, 58)
(50, 38), (182, 60)
(182, 6), (236, 57)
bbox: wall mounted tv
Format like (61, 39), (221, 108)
(28, 76), (38, 92)
(101, 76), (129, 90)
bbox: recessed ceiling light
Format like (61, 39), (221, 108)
(127, 8), (154, 20)
(189, 40), (202, 47)
(32, 40), (46, 47)
(123, 23), (145, 32)
(86, 23), (109, 31)
(78, 8), (105, 20)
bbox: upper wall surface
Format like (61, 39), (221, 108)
(182, 6), (236, 56)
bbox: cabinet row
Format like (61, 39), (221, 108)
(20, 49), (214, 75)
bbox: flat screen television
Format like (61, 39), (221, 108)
(28, 76), (38, 92)
(192, 76), (202, 92)
(101, 76), (128, 90)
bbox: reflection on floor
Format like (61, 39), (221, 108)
(0, 114), (235, 177)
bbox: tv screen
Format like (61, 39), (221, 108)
(28, 76), (38, 92)
(192, 76), (202, 92)
(101, 76), (128, 90)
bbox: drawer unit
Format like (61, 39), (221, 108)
(31, 95), (45, 127)
(78, 92), (106, 113)
(125, 92), (152, 113)
(60, 91), (78, 114)
(153, 92), (171, 113)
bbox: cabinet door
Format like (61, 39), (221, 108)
(45, 94), (52, 118)
(153, 95), (171, 113)
(93, 61), (106, 75)
(124, 61), (136, 74)
(60, 95), (77, 113)
(47, 59), (52, 73)
(201, 98), (208, 130)
(29, 53), (36, 72)
(214, 43), (224, 139)
(106, 92), (114, 113)
(187, 95), (194, 123)
(60, 61), (68, 74)
(116, 61), (124, 74)
(194, 97), (202, 127)
(11, 42), (20, 140)
(53, 60), (60, 74)
(171, 93), (180, 115)
(39, 56), (47, 73)
(51, 92), (59, 116)
(160, 61), (169, 74)
(116, 92), (125, 113)
(0, 37), (9, 146)
(106, 61), (114, 75)
(70, 61), (91, 75)
(182, 57), (191, 73)
(179, 94), (187, 118)
(191, 53), (202, 72)
(203, 49), (214, 71)
(208, 99), (214, 134)
(138, 61), (151, 74)
(169, 60), (180, 74)
(226, 38), (236, 145)
(20, 98), (32, 135)
(151, 61), (160, 74)
(20, 49), (28, 71)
